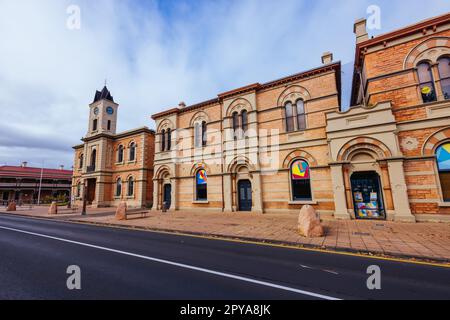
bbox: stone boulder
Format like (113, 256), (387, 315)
(6, 201), (16, 212)
(298, 205), (324, 238)
(49, 201), (58, 215)
(115, 202), (127, 221)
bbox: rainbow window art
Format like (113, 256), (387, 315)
(437, 143), (450, 171)
(196, 169), (207, 185)
(291, 160), (310, 180)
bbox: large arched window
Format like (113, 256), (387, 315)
(78, 154), (84, 169)
(241, 110), (248, 135)
(296, 100), (306, 131)
(116, 178), (122, 197)
(291, 160), (312, 201)
(167, 128), (172, 151)
(232, 112), (239, 139)
(129, 142), (136, 161)
(118, 145), (124, 163)
(196, 169), (208, 201)
(161, 130), (166, 152)
(90, 149), (97, 170)
(438, 57), (450, 100)
(201, 121), (207, 147)
(437, 143), (450, 202)
(416, 62), (437, 103)
(285, 102), (295, 132)
(127, 177), (134, 197)
(194, 123), (202, 148)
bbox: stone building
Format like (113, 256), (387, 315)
(151, 13), (450, 222)
(0, 163), (72, 205)
(72, 86), (155, 208)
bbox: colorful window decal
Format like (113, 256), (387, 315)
(291, 160), (310, 180)
(437, 143), (450, 171)
(196, 169), (207, 185)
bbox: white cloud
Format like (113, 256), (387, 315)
(0, 0), (448, 169)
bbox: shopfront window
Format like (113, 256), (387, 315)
(196, 169), (207, 201)
(437, 143), (450, 202)
(351, 172), (386, 220)
(291, 160), (312, 201)
(116, 178), (122, 197)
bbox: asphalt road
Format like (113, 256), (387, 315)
(0, 213), (449, 300)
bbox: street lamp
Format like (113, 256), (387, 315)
(81, 180), (87, 216)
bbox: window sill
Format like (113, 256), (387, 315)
(127, 160), (137, 164)
(439, 202), (450, 207)
(289, 200), (317, 205)
(114, 196), (122, 200)
(126, 196), (135, 200)
(193, 200), (209, 204)
(115, 162), (124, 166)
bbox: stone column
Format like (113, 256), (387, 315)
(387, 159), (416, 223)
(330, 164), (351, 220)
(170, 178), (177, 211)
(252, 172), (264, 214)
(223, 174), (233, 212)
(152, 179), (159, 211)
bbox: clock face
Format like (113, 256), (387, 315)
(93, 107), (99, 115)
(106, 107), (114, 115)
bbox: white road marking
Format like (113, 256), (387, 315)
(322, 270), (340, 275)
(0, 225), (341, 300)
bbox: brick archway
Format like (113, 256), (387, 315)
(423, 127), (450, 156)
(404, 37), (450, 69)
(337, 137), (392, 162)
(283, 150), (318, 168)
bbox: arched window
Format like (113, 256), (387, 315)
(241, 110), (248, 136)
(107, 120), (111, 131)
(296, 100), (306, 131)
(90, 149), (97, 170)
(116, 178), (122, 197)
(196, 169), (207, 201)
(291, 160), (312, 201)
(118, 145), (124, 163)
(232, 112), (239, 139)
(129, 142), (136, 161)
(437, 143), (450, 202)
(202, 121), (207, 147)
(194, 123), (202, 148)
(167, 128), (172, 151)
(127, 177), (134, 197)
(285, 102), (295, 132)
(92, 119), (98, 131)
(79, 154), (84, 169)
(416, 62), (437, 103)
(76, 182), (81, 198)
(438, 57), (450, 100)
(161, 129), (166, 152)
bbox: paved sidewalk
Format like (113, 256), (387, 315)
(2, 206), (450, 263)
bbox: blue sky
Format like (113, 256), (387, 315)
(0, 0), (449, 169)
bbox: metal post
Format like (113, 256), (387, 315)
(82, 181), (87, 216)
(37, 165), (44, 206)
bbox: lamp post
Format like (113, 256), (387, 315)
(81, 180), (87, 216)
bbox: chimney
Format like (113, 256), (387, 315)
(21, 161), (28, 168)
(321, 52), (333, 65)
(59, 165), (64, 170)
(178, 101), (186, 109)
(354, 18), (369, 44)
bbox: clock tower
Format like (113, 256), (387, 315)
(87, 86), (119, 137)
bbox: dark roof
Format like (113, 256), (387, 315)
(0, 166), (73, 180)
(93, 86), (114, 103)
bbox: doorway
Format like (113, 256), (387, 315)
(163, 184), (172, 209)
(350, 172), (386, 220)
(86, 178), (96, 204)
(238, 180), (252, 212)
